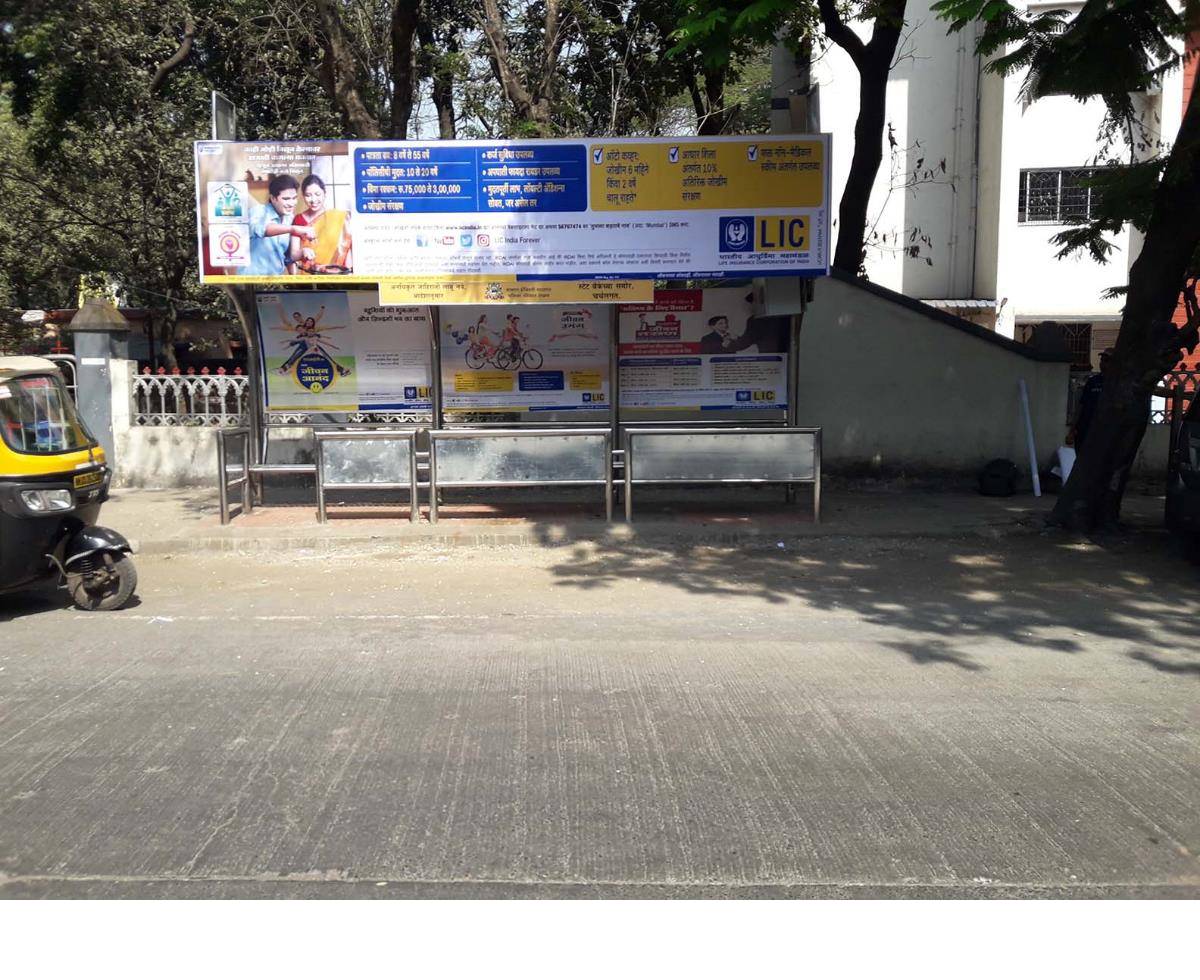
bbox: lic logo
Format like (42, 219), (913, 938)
(719, 216), (754, 253)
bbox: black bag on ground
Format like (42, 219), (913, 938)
(978, 458), (1020, 496)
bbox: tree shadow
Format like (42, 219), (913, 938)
(534, 524), (1200, 674)
(1128, 650), (1200, 676)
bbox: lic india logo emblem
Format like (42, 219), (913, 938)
(719, 216), (753, 253)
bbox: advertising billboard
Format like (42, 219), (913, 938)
(439, 305), (609, 412)
(617, 290), (788, 411)
(255, 291), (431, 412)
(195, 135), (830, 301)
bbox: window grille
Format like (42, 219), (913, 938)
(1017, 168), (1099, 224)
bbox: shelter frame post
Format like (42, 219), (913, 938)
(224, 284), (264, 505)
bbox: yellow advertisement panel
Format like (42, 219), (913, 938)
(589, 140), (825, 212)
(379, 277), (653, 305)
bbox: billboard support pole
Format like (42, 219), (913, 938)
(224, 284), (263, 503)
(785, 299), (804, 503)
(429, 303), (444, 430)
(609, 304), (620, 494)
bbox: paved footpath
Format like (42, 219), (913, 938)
(1, 511), (1198, 897)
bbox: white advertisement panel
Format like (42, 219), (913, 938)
(195, 136), (830, 296)
(439, 305), (609, 412)
(255, 291), (431, 412)
(618, 289), (788, 411)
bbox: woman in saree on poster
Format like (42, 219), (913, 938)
(291, 175), (353, 274)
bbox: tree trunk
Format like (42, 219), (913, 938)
(419, 19), (458, 140)
(697, 66), (728, 135)
(478, 0), (558, 136)
(1051, 82), (1200, 530)
(314, 0), (382, 139)
(817, 0), (907, 274)
(390, 0), (419, 139)
(833, 58), (891, 273)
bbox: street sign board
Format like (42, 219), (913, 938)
(210, 91), (236, 142)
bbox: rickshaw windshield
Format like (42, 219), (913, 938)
(0, 374), (94, 455)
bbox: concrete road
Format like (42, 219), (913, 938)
(2, 532), (1198, 898)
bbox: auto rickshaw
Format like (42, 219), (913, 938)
(0, 357), (136, 610)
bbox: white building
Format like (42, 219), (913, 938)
(799, 1), (1190, 363)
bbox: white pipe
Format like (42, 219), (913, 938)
(1018, 378), (1041, 497)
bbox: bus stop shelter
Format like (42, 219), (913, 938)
(196, 133), (830, 525)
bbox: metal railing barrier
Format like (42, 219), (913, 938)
(215, 426), (251, 525)
(623, 426), (821, 523)
(315, 430), (420, 524)
(427, 428), (614, 523)
(133, 374), (250, 426)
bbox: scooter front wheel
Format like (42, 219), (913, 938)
(68, 553), (138, 611)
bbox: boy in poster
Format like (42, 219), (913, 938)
(247, 175), (316, 276)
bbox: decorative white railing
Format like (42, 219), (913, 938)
(132, 372), (250, 426)
(266, 411), (432, 425)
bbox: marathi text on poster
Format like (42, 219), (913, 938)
(617, 289), (788, 411)
(255, 291), (432, 412)
(439, 304), (609, 412)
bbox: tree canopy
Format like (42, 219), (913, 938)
(0, 0), (776, 352)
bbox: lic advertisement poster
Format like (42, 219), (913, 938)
(439, 305), (609, 412)
(255, 291), (432, 412)
(194, 136), (831, 292)
(200, 141), (356, 280)
(617, 289), (788, 411)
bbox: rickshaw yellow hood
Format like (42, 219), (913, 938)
(0, 443), (105, 479)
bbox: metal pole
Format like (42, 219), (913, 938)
(1018, 378), (1042, 497)
(428, 433), (439, 523)
(240, 430), (251, 514)
(603, 430), (613, 522)
(609, 304), (620, 503)
(315, 435), (327, 523)
(623, 429), (634, 522)
(429, 304), (444, 430)
(217, 429), (230, 525)
(813, 427), (822, 524)
(224, 285), (264, 505)
(785, 311), (802, 502)
(409, 432), (420, 523)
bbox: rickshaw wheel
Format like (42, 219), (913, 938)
(68, 553), (138, 611)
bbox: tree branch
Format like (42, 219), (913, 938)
(817, 0), (867, 67)
(314, 0), (381, 138)
(390, 0), (420, 138)
(148, 12), (195, 95)
(477, 0), (536, 113)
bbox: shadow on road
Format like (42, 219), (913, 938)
(534, 524), (1200, 675)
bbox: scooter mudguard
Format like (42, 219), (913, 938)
(63, 526), (133, 568)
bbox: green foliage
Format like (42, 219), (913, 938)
(934, 0), (1189, 123)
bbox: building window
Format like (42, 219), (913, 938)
(1017, 168), (1099, 224)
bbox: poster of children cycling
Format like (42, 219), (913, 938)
(255, 291), (432, 412)
(440, 305), (609, 412)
